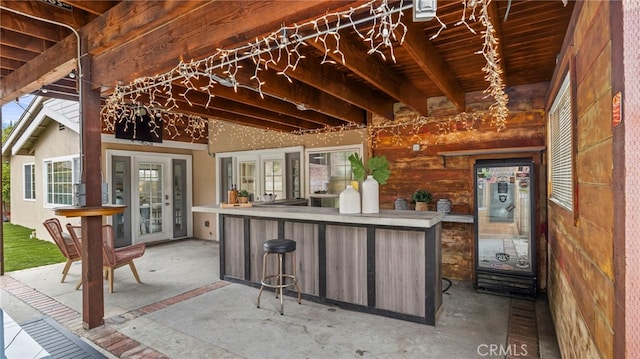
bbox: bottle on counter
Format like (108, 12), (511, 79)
(228, 184), (238, 204)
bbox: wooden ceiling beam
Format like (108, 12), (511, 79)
(0, 39), (76, 105)
(168, 107), (302, 133)
(0, 11), (68, 42)
(0, 44), (38, 63)
(0, 57), (23, 71)
(0, 1), (206, 104)
(400, 15), (465, 112)
(307, 33), (428, 115)
(179, 77), (347, 128)
(91, 1), (360, 88)
(0, 29), (53, 54)
(265, 48), (395, 120)
(487, 0), (507, 83)
(60, 0), (118, 16)
(84, 1), (209, 56)
(119, 91), (308, 133)
(166, 88), (322, 130)
(0, 0), (93, 30)
(232, 66), (366, 126)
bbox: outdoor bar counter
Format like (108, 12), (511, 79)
(193, 205), (444, 325)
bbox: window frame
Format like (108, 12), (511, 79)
(23, 163), (36, 201)
(215, 146), (302, 202)
(43, 155), (80, 207)
(305, 144), (363, 197)
(548, 72), (575, 212)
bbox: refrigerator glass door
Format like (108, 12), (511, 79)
(476, 163), (533, 274)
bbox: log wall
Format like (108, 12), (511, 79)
(546, 2), (615, 358)
(371, 83), (548, 283)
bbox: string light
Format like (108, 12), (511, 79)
(206, 110), (490, 151)
(103, 0), (510, 142)
(455, 0), (509, 131)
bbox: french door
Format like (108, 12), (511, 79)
(109, 151), (192, 244)
(136, 158), (169, 243)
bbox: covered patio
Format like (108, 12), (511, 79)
(2, 1), (638, 357)
(1, 239), (558, 358)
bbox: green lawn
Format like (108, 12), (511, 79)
(3, 222), (66, 272)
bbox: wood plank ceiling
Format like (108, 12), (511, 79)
(0, 0), (575, 133)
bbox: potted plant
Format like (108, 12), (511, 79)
(412, 189), (432, 211)
(237, 189), (250, 203)
(348, 153), (391, 213)
(348, 153), (391, 184)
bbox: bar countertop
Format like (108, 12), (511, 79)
(193, 204), (444, 228)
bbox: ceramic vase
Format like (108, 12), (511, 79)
(339, 185), (361, 214)
(394, 198), (408, 210)
(437, 199), (452, 213)
(361, 175), (379, 213)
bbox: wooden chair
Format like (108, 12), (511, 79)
(65, 224), (85, 290)
(67, 223), (146, 293)
(102, 224), (146, 293)
(43, 218), (80, 283)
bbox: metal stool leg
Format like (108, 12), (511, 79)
(256, 251), (269, 308)
(278, 253), (284, 315)
(291, 251), (302, 304)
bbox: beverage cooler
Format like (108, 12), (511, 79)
(474, 159), (536, 298)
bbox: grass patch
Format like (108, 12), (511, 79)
(3, 222), (66, 272)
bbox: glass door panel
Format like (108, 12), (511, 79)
(475, 162), (534, 274)
(173, 159), (187, 238)
(111, 156), (131, 248)
(139, 162), (163, 237)
(286, 152), (301, 199)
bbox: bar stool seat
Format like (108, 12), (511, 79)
(256, 239), (302, 315)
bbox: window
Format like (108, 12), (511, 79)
(307, 145), (362, 195)
(548, 73), (573, 211)
(263, 159), (283, 199)
(216, 146), (303, 202)
(239, 160), (257, 195)
(24, 163), (35, 200)
(44, 157), (80, 206)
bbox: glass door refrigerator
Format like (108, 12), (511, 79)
(474, 159), (536, 298)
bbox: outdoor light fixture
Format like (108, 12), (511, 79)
(40, 87), (48, 94)
(69, 69), (76, 79)
(413, 0), (437, 22)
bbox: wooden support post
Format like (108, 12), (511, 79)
(80, 50), (104, 329)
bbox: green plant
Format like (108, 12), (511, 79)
(237, 189), (250, 197)
(348, 153), (391, 184)
(412, 189), (432, 203)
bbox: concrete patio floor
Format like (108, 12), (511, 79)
(1, 239), (560, 358)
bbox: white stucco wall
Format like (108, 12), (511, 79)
(9, 122), (82, 242)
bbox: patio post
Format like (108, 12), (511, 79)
(79, 50), (105, 329)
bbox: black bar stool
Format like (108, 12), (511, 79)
(256, 239), (302, 315)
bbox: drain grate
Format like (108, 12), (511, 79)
(20, 317), (107, 359)
(507, 300), (539, 358)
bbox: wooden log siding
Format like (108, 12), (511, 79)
(372, 82), (548, 282)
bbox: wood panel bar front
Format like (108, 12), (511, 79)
(194, 205), (443, 325)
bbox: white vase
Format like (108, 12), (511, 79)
(361, 175), (379, 213)
(339, 185), (361, 214)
